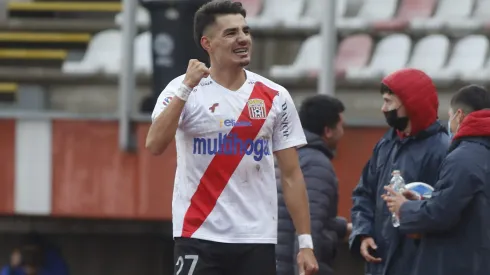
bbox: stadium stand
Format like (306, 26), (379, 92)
(8, 2), (121, 13)
(269, 34), (322, 80)
(372, 0), (437, 32)
(4, 0), (490, 106)
(0, 82), (17, 102)
(447, 0), (490, 36)
(337, 0), (398, 33)
(246, 0), (305, 30)
(62, 29), (122, 75)
(406, 34), (450, 76)
(346, 33), (412, 83)
(115, 6), (149, 29)
(269, 33), (374, 81)
(283, 0), (347, 31)
(410, 0), (474, 34)
(429, 35), (489, 85)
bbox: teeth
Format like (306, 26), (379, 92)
(234, 49), (247, 53)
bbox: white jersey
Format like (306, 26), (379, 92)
(151, 70), (307, 244)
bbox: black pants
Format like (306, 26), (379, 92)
(173, 237), (276, 275)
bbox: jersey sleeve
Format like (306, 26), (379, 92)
(272, 88), (307, 152)
(151, 78), (186, 124)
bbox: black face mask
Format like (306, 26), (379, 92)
(384, 109), (409, 131)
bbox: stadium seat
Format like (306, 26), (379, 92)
(410, 0), (474, 33)
(335, 34), (373, 78)
(238, 0), (263, 18)
(461, 57), (490, 83)
(269, 34), (321, 80)
(282, 0), (347, 31)
(100, 31), (152, 76)
(346, 34), (412, 82)
(447, 0), (490, 35)
(62, 30), (122, 75)
(134, 32), (152, 75)
(246, 0), (305, 30)
(0, 82), (18, 103)
(115, 6), (150, 28)
(406, 34), (450, 75)
(337, 0), (398, 33)
(429, 35), (489, 85)
(0, 49), (67, 68)
(8, 2), (121, 12)
(0, 32), (91, 44)
(372, 0), (437, 32)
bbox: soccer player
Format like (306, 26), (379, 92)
(145, 1), (319, 275)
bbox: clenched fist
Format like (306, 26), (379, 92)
(297, 248), (319, 275)
(183, 59), (210, 88)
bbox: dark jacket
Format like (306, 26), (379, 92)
(349, 68), (450, 275)
(276, 130), (348, 275)
(399, 109), (490, 275)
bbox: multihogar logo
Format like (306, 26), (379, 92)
(193, 133), (270, 161)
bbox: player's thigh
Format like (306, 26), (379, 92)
(174, 238), (224, 275)
(232, 244), (276, 275)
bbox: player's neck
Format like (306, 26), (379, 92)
(209, 66), (246, 91)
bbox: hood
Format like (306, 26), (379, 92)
(303, 129), (334, 159)
(382, 68), (438, 136)
(453, 109), (490, 139)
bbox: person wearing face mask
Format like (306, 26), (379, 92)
(383, 84), (490, 275)
(349, 68), (450, 275)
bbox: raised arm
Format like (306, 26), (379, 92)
(146, 60), (209, 155)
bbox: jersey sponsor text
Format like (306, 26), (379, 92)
(192, 133), (270, 161)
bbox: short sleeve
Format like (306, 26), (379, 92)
(151, 78), (186, 124)
(272, 88), (307, 152)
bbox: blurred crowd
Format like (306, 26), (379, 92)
(1, 234), (68, 275)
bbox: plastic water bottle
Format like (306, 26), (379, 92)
(389, 170), (406, 227)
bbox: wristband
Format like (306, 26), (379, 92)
(298, 234), (314, 249)
(175, 83), (192, 101)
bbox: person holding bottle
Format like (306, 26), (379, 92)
(383, 84), (490, 275)
(349, 68), (449, 275)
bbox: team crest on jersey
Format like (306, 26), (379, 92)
(162, 96), (173, 106)
(247, 98), (267, 119)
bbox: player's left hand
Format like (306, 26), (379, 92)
(297, 248), (319, 275)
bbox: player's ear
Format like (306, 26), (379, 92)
(324, 126), (333, 139)
(200, 36), (211, 53)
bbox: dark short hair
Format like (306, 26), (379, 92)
(299, 95), (345, 136)
(193, 0), (247, 51)
(450, 84), (490, 113)
(380, 83), (394, 95)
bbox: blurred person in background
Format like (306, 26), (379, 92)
(1, 234), (69, 275)
(349, 68), (449, 275)
(384, 84), (490, 275)
(276, 95), (352, 275)
(146, 1), (318, 274)
(1, 248), (22, 275)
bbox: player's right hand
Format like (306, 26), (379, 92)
(183, 59), (210, 88)
(360, 237), (382, 263)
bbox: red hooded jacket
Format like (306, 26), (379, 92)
(454, 109), (490, 140)
(382, 68), (439, 136)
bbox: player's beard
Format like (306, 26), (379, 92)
(238, 60), (250, 67)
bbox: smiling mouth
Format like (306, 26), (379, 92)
(233, 48), (249, 56)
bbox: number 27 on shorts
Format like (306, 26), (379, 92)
(176, 255), (199, 275)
